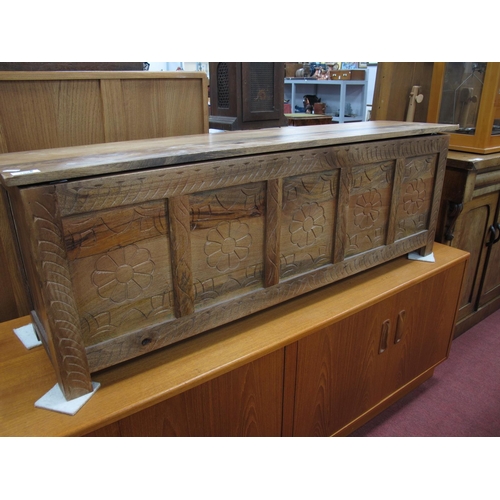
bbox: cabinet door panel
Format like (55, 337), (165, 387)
(381, 268), (463, 390)
(292, 264), (464, 437)
(292, 306), (384, 436)
(478, 211), (500, 308)
(86, 348), (284, 437)
(451, 192), (498, 319)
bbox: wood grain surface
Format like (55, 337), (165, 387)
(0, 121), (457, 187)
(0, 243), (468, 436)
(3, 124), (456, 399)
(0, 71), (209, 155)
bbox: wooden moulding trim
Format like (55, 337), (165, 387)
(20, 186), (93, 400)
(421, 135), (450, 255)
(0, 71), (208, 81)
(265, 178), (282, 287)
(474, 169), (500, 191)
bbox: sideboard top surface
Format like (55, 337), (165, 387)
(446, 149), (500, 172)
(0, 121), (457, 187)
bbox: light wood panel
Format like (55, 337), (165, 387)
(371, 62), (434, 122)
(0, 71), (209, 154)
(86, 349), (284, 437)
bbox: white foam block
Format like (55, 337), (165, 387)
(13, 323), (42, 349)
(408, 251), (435, 263)
(35, 382), (100, 415)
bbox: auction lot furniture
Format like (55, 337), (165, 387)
(0, 121), (455, 401)
(436, 150), (500, 336)
(0, 243), (468, 437)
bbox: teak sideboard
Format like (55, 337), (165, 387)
(0, 121), (456, 401)
(0, 243), (468, 436)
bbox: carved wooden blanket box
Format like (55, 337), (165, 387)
(0, 121), (456, 400)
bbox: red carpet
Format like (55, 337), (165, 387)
(350, 308), (500, 437)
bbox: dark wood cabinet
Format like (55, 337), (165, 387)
(209, 62), (287, 130)
(436, 151), (500, 336)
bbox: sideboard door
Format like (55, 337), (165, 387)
(289, 260), (466, 437)
(86, 348), (285, 437)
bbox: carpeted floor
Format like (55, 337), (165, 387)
(350, 308), (500, 437)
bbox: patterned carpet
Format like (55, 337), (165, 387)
(350, 308), (500, 437)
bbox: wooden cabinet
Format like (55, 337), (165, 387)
(427, 62), (500, 154)
(436, 150), (500, 336)
(0, 243), (468, 437)
(209, 62), (287, 130)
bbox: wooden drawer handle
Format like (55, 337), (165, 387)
(394, 310), (406, 344)
(379, 319), (390, 354)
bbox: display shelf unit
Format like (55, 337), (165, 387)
(284, 77), (368, 123)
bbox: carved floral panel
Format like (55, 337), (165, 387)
(189, 182), (266, 309)
(395, 154), (437, 241)
(280, 170), (338, 279)
(345, 161), (395, 258)
(62, 200), (174, 345)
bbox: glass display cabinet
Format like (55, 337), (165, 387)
(427, 62), (500, 154)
